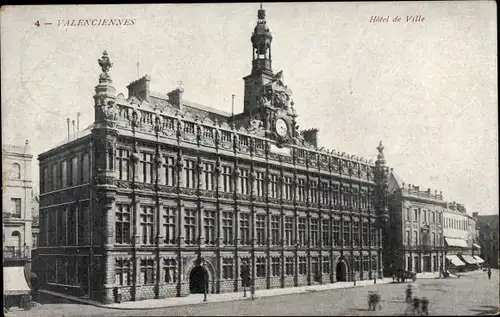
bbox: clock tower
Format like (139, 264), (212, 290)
(242, 5), (301, 146)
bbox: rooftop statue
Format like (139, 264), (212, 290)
(260, 70), (293, 110)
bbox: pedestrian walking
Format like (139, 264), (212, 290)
(405, 284), (413, 303)
(487, 267), (491, 280)
(421, 297), (429, 316)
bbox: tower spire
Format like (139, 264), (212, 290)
(251, 4), (273, 73)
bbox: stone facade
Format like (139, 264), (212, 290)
(3, 142), (34, 257)
(36, 7), (389, 304)
(384, 170), (446, 275)
(475, 214), (499, 268)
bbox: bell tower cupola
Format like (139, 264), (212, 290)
(251, 4), (273, 73)
(243, 4), (276, 114)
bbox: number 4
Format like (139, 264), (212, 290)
(35, 20), (40, 27)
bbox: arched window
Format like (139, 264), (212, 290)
(12, 163), (21, 179)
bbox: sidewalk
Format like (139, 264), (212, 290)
(416, 272), (440, 279)
(41, 278), (393, 310)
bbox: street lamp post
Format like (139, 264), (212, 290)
(202, 259), (208, 302)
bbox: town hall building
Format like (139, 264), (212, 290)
(36, 6), (390, 303)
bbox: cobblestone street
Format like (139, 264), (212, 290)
(8, 270), (498, 317)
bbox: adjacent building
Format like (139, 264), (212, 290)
(442, 202), (481, 271)
(36, 7), (390, 304)
(475, 213), (499, 269)
(384, 170), (445, 276)
(3, 142), (34, 309)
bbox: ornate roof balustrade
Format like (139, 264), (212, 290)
(109, 98), (377, 177)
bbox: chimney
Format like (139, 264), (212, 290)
(167, 87), (184, 109)
(72, 120), (76, 139)
(301, 128), (319, 147)
(127, 75), (151, 100)
(67, 118), (70, 141)
(77, 112), (80, 135)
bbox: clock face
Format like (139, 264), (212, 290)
(275, 118), (288, 137)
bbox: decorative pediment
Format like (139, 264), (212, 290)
(140, 99), (154, 110)
(128, 96), (141, 106)
(220, 121), (231, 130)
(202, 116), (214, 126)
(116, 93), (126, 101)
(183, 111), (194, 121)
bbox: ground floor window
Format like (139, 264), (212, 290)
(285, 257), (294, 276)
(141, 259), (155, 285)
(256, 257), (266, 277)
(298, 257), (307, 275)
(322, 256), (331, 274)
(271, 257), (280, 277)
(164, 258), (177, 283)
(222, 258), (234, 279)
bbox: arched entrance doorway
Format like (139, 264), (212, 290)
(336, 261), (347, 282)
(189, 266), (208, 294)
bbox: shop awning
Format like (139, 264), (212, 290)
(446, 255), (465, 267)
(3, 266), (31, 295)
(461, 255), (479, 265)
(445, 237), (468, 248)
(473, 256), (485, 264)
(473, 243), (481, 249)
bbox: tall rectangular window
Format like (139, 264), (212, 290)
(239, 168), (250, 195)
(48, 211), (57, 245)
(353, 222), (360, 246)
(222, 211), (233, 245)
(271, 215), (280, 245)
(82, 152), (90, 183)
(116, 149), (129, 180)
(71, 156), (79, 186)
(204, 210), (216, 245)
(42, 166), (48, 193)
(309, 180), (317, 203)
(164, 156), (176, 186)
(140, 259), (155, 285)
(298, 217), (306, 246)
(298, 257), (307, 275)
(67, 207), (77, 246)
(256, 171), (265, 197)
(222, 258), (234, 279)
(321, 182), (329, 205)
(354, 256), (360, 272)
(322, 256), (331, 274)
(413, 231), (418, 245)
(256, 258), (266, 277)
(203, 162), (214, 191)
(115, 259), (132, 286)
(285, 217), (293, 246)
(222, 166), (232, 192)
(140, 206), (154, 245)
(332, 184), (339, 206)
(285, 257), (294, 276)
(240, 213), (250, 245)
(184, 159), (196, 188)
(116, 204), (131, 244)
(163, 207), (176, 245)
(362, 222), (368, 246)
(164, 259), (177, 283)
(371, 225), (377, 246)
(142, 153), (153, 183)
(184, 209), (196, 245)
(78, 205), (88, 245)
(52, 163), (58, 190)
(61, 161), (68, 188)
(414, 209), (418, 222)
(333, 220), (340, 246)
(11, 198), (21, 217)
(310, 218), (319, 246)
(322, 219), (330, 246)
(432, 232), (435, 246)
(271, 257), (280, 277)
(58, 208), (66, 246)
(406, 230), (411, 245)
(343, 221), (351, 246)
(363, 255), (369, 271)
(270, 174), (278, 198)
(342, 186), (350, 207)
(284, 176), (293, 200)
(297, 179), (306, 201)
(352, 187), (359, 210)
(256, 215), (266, 246)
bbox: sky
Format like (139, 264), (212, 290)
(1, 2), (497, 215)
